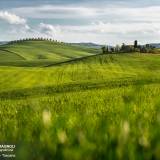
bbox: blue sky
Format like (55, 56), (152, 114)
(0, 0), (160, 45)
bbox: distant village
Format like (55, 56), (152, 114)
(102, 40), (156, 54)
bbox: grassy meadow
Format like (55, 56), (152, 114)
(0, 41), (160, 159)
(0, 40), (99, 67)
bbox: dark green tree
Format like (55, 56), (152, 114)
(134, 40), (138, 48)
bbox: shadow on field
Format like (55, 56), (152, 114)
(0, 78), (160, 100)
(44, 53), (104, 67)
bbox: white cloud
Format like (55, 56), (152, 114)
(31, 22), (160, 45)
(4, 21), (160, 45)
(10, 5), (160, 23)
(0, 11), (31, 35)
(39, 23), (61, 36)
(38, 21), (160, 35)
(89, 21), (160, 34)
(99, 6), (160, 22)
(10, 5), (98, 19)
(0, 11), (26, 25)
(2, 4), (160, 44)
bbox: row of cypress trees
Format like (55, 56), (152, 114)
(8, 38), (67, 45)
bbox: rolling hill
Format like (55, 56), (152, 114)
(0, 53), (160, 159)
(1, 40), (160, 159)
(71, 42), (103, 49)
(0, 40), (101, 67)
(0, 41), (8, 45)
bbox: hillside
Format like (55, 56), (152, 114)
(0, 53), (160, 159)
(149, 43), (160, 48)
(0, 41), (8, 45)
(1, 40), (160, 160)
(0, 40), (100, 67)
(71, 42), (103, 49)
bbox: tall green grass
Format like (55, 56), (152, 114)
(0, 54), (160, 159)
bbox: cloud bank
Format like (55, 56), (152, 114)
(1, 1), (160, 44)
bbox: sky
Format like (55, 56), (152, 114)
(0, 0), (160, 45)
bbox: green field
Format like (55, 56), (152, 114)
(0, 42), (160, 160)
(0, 40), (99, 67)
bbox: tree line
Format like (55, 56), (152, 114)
(8, 38), (67, 45)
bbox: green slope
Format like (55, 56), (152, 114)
(0, 40), (100, 67)
(0, 54), (160, 159)
(0, 53), (160, 92)
(0, 49), (25, 61)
